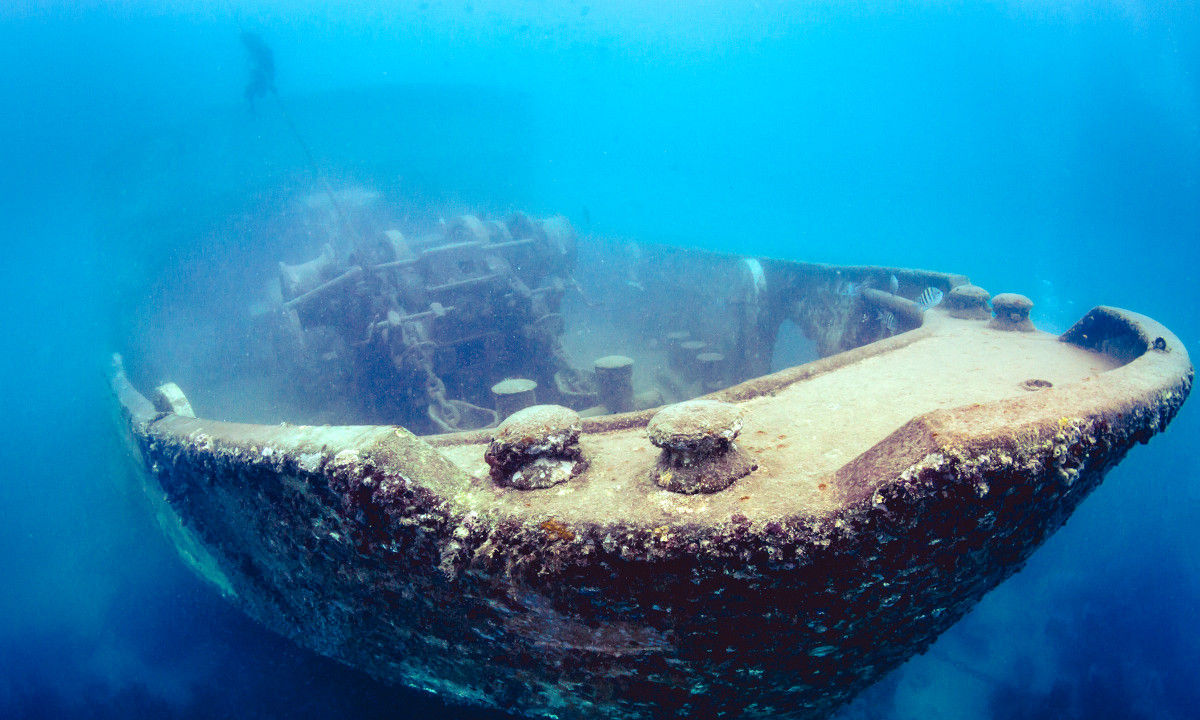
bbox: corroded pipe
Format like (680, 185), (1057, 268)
(281, 266), (363, 310)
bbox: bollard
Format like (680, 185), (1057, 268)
(594, 355), (635, 413)
(491, 378), (538, 419)
(696, 352), (726, 392)
(485, 405), (586, 489)
(679, 341), (708, 381)
(647, 400), (756, 494)
(665, 331), (692, 370)
(945, 284), (992, 320)
(989, 293), (1035, 332)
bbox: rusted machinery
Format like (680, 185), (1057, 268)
(271, 212), (594, 433)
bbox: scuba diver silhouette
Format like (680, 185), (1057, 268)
(240, 31), (277, 110)
(240, 31), (358, 247)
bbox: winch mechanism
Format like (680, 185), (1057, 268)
(271, 212), (595, 433)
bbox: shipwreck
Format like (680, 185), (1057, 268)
(111, 208), (1192, 719)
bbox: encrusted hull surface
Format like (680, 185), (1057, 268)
(114, 269), (1191, 718)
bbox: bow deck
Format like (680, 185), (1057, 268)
(111, 244), (1192, 719)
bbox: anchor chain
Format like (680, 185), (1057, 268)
(423, 371), (463, 432)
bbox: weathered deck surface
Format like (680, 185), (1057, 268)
(436, 311), (1123, 525)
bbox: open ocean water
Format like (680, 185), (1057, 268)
(1, 2), (1198, 719)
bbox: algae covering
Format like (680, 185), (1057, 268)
(112, 244), (1192, 720)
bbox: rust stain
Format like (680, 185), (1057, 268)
(540, 518), (575, 542)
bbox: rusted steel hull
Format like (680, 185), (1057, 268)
(113, 290), (1190, 718)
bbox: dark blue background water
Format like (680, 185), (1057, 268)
(2, 2), (1197, 718)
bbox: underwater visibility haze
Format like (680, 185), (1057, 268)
(2, 1), (1199, 719)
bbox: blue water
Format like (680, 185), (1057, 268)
(2, 2), (1198, 718)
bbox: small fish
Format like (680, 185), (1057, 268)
(916, 286), (944, 311)
(887, 274), (900, 294)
